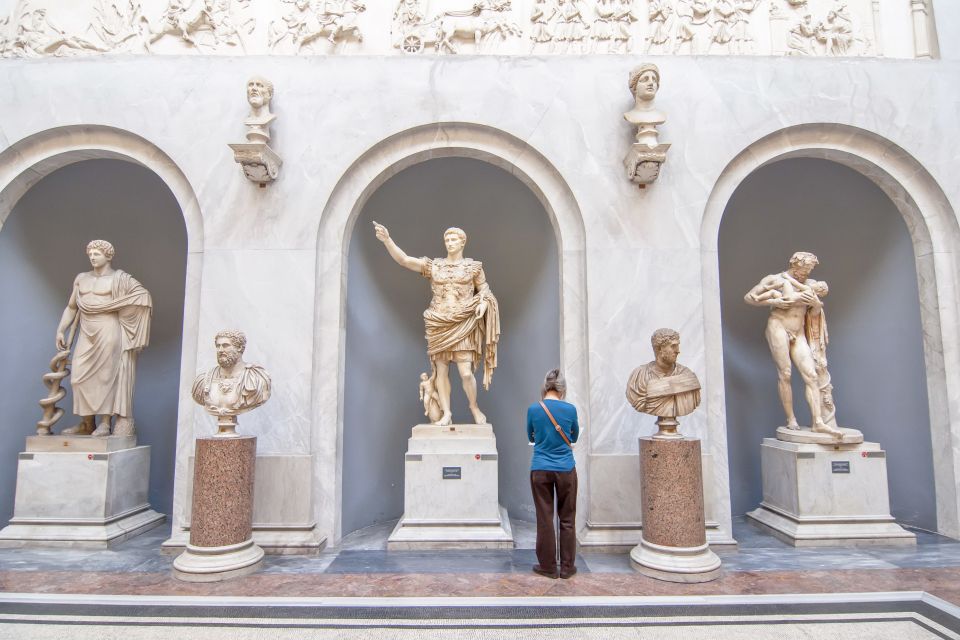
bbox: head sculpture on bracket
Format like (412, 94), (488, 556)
(191, 330), (272, 437)
(623, 63), (669, 187)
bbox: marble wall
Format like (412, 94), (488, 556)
(0, 51), (958, 546)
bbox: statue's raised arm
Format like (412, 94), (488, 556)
(373, 221), (425, 273)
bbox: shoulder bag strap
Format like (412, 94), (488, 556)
(539, 400), (572, 448)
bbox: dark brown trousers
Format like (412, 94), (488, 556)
(530, 468), (578, 573)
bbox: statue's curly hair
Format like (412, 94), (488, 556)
(215, 330), (247, 353)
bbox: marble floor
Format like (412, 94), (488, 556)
(0, 517), (959, 605)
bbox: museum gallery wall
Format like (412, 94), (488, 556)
(0, 0), (958, 558)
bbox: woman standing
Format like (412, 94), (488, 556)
(527, 369), (579, 579)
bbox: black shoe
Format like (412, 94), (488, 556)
(532, 564), (558, 579)
(559, 566), (577, 579)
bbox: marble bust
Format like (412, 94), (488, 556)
(230, 75), (282, 184)
(244, 76), (276, 144)
(622, 63), (670, 186)
(374, 222), (500, 426)
(55, 240), (152, 438)
(744, 252), (861, 443)
(626, 328), (701, 438)
(191, 330), (272, 437)
(623, 63), (666, 146)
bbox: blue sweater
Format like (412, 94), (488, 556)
(527, 399), (579, 472)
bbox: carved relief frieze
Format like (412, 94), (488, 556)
(770, 0), (875, 57)
(0, 0), (910, 58)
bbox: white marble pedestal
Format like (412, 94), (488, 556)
(747, 438), (916, 546)
(0, 435), (165, 548)
(387, 424), (513, 550)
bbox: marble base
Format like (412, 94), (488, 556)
(747, 437), (916, 546)
(172, 539), (264, 582)
(0, 444), (164, 548)
(580, 453), (736, 550)
(387, 424), (514, 550)
(630, 437), (721, 581)
(630, 538), (721, 583)
(25, 434), (137, 452)
(776, 426), (864, 445)
(164, 453), (326, 555)
(173, 435), (264, 581)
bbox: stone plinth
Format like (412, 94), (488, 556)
(173, 435), (264, 581)
(630, 437), (720, 582)
(0, 440), (164, 548)
(387, 424), (513, 550)
(747, 438), (916, 546)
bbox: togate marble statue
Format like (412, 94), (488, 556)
(623, 63), (670, 186)
(192, 330), (272, 437)
(744, 251), (862, 444)
(626, 328), (701, 439)
(230, 75), (282, 185)
(51, 240), (152, 438)
(374, 222), (500, 426)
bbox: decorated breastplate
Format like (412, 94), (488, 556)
(429, 260), (476, 310)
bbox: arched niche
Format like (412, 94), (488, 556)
(718, 157), (934, 528)
(313, 123), (589, 543)
(0, 126), (204, 522)
(342, 157), (560, 535)
(700, 124), (960, 538)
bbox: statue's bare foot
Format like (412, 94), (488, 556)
(470, 407), (487, 424)
(114, 417), (135, 437)
(91, 422), (111, 437)
(812, 420), (843, 439)
(435, 412), (453, 426)
(62, 422), (94, 436)
(785, 419), (800, 430)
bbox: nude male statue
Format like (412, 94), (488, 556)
(373, 222), (500, 426)
(744, 251), (843, 439)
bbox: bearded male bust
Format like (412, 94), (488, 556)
(191, 330), (271, 437)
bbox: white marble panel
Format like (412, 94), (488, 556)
(1, 53), (959, 547)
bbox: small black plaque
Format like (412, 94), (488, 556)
(442, 466), (462, 480)
(832, 461), (851, 474)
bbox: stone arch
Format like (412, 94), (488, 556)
(0, 125), (205, 509)
(313, 122), (589, 542)
(700, 123), (960, 538)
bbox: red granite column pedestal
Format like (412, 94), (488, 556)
(630, 436), (721, 583)
(173, 435), (264, 582)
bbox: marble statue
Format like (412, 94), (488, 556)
(626, 328), (701, 439)
(623, 63), (670, 186)
(373, 222), (500, 426)
(243, 76), (276, 144)
(230, 75), (282, 184)
(191, 330), (272, 437)
(54, 240), (152, 437)
(418, 371), (443, 424)
(744, 251), (860, 442)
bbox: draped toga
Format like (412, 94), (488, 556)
(72, 270), (152, 417)
(625, 362), (701, 417)
(420, 257), (500, 390)
(191, 364), (272, 413)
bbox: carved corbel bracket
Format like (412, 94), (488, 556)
(624, 142), (670, 187)
(229, 142), (282, 186)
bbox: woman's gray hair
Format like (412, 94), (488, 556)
(541, 368), (567, 399)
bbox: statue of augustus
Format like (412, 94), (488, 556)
(373, 222), (500, 426)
